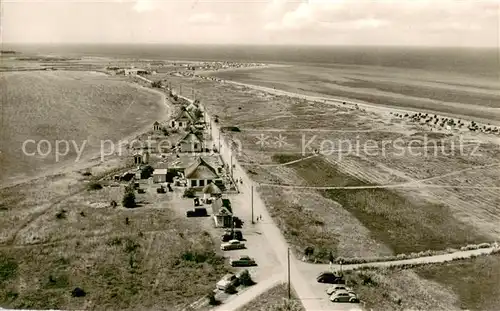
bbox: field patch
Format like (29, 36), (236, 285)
(0, 208), (228, 310)
(272, 154), (490, 254)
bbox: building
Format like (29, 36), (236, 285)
(133, 150), (150, 165)
(178, 131), (203, 153)
(184, 157), (220, 188)
(170, 109), (196, 130)
(202, 182), (222, 202)
(211, 198), (233, 228)
(185, 101), (199, 113)
(153, 121), (162, 131)
(152, 169), (168, 183)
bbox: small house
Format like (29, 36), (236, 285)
(211, 198), (233, 228)
(153, 121), (162, 131)
(184, 157), (220, 188)
(202, 182), (222, 202)
(153, 169), (168, 183)
(170, 109), (195, 130)
(178, 131), (203, 153)
(133, 151), (150, 165)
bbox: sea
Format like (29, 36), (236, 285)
(4, 44), (499, 79)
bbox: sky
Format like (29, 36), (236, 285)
(2, 0), (499, 46)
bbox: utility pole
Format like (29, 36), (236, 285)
(192, 88), (195, 100)
(180, 84), (182, 96)
(251, 185), (254, 224)
(230, 155), (233, 179)
(287, 248), (291, 299)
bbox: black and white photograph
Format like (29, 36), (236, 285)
(0, 0), (499, 310)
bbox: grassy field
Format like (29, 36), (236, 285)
(343, 253), (500, 311)
(235, 283), (304, 311)
(271, 154), (490, 256)
(0, 193), (229, 310)
(0, 150), (229, 310)
(0, 70), (165, 186)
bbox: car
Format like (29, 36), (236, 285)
(330, 290), (359, 303)
(230, 255), (257, 267)
(221, 230), (243, 242)
(316, 272), (345, 284)
(326, 284), (354, 295)
(186, 207), (208, 217)
(157, 187), (166, 193)
(216, 273), (239, 291)
(220, 239), (246, 251)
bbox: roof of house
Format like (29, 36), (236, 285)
(211, 198), (232, 216)
(179, 131), (202, 144)
(153, 121), (160, 125)
(153, 169), (168, 175)
(184, 157), (219, 180)
(174, 109), (195, 122)
(202, 182), (222, 194)
(185, 102), (198, 111)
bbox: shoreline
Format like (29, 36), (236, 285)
(198, 66), (500, 128)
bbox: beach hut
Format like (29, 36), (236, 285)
(211, 198), (232, 228)
(152, 169), (168, 183)
(153, 121), (162, 131)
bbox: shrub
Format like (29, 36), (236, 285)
(87, 182), (103, 191)
(269, 299), (303, 311)
(140, 165), (154, 179)
(122, 188), (136, 208)
(183, 188), (196, 198)
(0, 256), (18, 282)
(71, 287), (86, 297)
(55, 210), (67, 219)
(238, 269), (255, 286)
(207, 291), (219, 306)
(304, 246), (314, 257)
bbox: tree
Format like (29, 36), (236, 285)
(122, 187), (136, 208)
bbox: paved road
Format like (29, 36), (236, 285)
(212, 273), (284, 311)
(197, 99), (363, 311)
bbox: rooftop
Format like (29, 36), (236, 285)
(153, 169), (168, 175)
(184, 157), (219, 180)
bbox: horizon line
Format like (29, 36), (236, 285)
(2, 42), (499, 49)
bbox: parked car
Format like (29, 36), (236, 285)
(216, 273), (239, 291)
(221, 230), (243, 242)
(230, 255), (257, 267)
(157, 186), (166, 193)
(137, 188), (146, 194)
(316, 272), (345, 284)
(221, 239), (245, 251)
(186, 207), (208, 217)
(330, 290), (359, 303)
(326, 284), (355, 295)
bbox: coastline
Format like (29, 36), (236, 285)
(198, 67), (500, 128)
